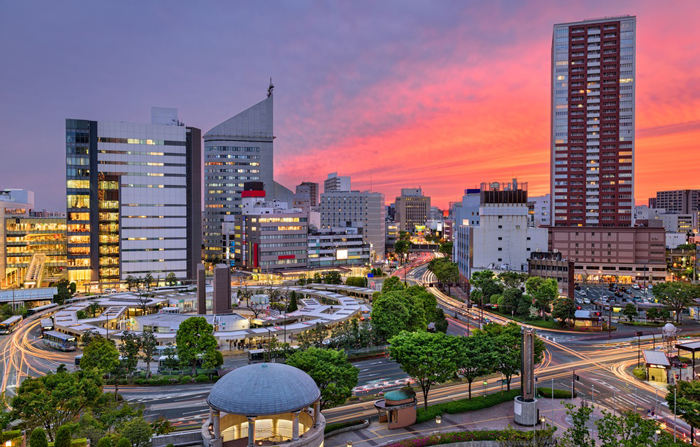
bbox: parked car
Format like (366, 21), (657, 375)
(579, 290), (587, 297)
(574, 284), (581, 291)
(615, 291), (623, 298)
(584, 298), (591, 304)
(632, 284), (640, 290)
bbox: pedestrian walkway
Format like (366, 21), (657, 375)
(325, 397), (609, 447)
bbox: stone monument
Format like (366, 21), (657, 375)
(514, 327), (539, 426)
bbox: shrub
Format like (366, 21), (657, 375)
(537, 387), (576, 399)
(324, 419), (365, 434)
(415, 389), (520, 424)
(155, 378), (170, 386)
(196, 374), (209, 383)
(133, 379), (145, 385)
(95, 438), (112, 447)
(180, 375), (192, 383)
(633, 367), (647, 380)
(1, 431), (22, 444)
(54, 427), (71, 447)
(30, 428), (48, 447)
(115, 439), (131, 447)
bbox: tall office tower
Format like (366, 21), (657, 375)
(65, 108), (202, 286)
(551, 16), (636, 227)
(652, 190), (700, 214)
(296, 182), (319, 207)
(324, 172), (351, 192)
(203, 91), (275, 259)
(394, 188), (431, 233)
(320, 189), (385, 261)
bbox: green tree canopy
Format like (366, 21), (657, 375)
(285, 347), (358, 410)
(622, 303), (639, 322)
(140, 331), (158, 378)
(116, 438), (131, 447)
(526, 277), (559, 317)
(322, 271), (342, 284)
(653, 282), (700, 323)
(478, 322), (544, 391)
(381, 276), (405, 293)
(11, 370), (103, 440)
(175, 317), (220, 375)
(470, 270), (503, 302)
(119, 331), (142, 375)
(54, 426), (71, 447)
(120, 417), (153, 447)
(498, 272), (529, 290)
(453, 333), (495, 399)
(552, 297), (575, 326)
(81, 336), (120, 375)
(438, 241), (453, 260)
(388, 331), (458, 409)
(370, 291), (424, 342)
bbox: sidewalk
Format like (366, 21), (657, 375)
(325, 397), (609, 447)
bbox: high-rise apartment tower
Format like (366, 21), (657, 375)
(551, 16), (636, 227)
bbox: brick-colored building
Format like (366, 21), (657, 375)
(548, 226), (667, 284)
(527, 252), (575, 299)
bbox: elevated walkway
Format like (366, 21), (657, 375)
(24, 253), (46, 288)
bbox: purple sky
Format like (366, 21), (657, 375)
(2, 1), (700, 210)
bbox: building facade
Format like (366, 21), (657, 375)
(527, 194), (551, 227)
(0, 190), (66, 289)
(307, 227), (370, 268)
(551, 16), (636, 227)
(470, 182), (548, 273)
(324, 172), (351, 193)
(527, 252), (575, 299)
(65, 108), (201, 286)
(232, 184), (308, 272)
(203, 92), (275, 259)
(319, 190), (385, 261)
(394, 188), (431, 233)
(548, 226), (667, 284)
(651, 190), (700, 214)
(296, 182), (319, 207)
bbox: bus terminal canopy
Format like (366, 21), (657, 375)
(643, 349), (670, 368)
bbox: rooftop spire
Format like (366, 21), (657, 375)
(267, 78), (274, 98)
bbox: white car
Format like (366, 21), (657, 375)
(579, 290), (587, 297)
(584, 298), (591, 304)
(632, 284), (640, 289)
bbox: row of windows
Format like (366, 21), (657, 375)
(98, 137), (186, 146)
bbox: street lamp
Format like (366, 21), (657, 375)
(435, 415), (442, 425)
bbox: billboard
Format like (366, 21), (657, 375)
(336, 249), (348, 260)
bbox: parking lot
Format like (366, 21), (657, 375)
(574, 283), (655, 309)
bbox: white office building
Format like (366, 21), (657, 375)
(323, 173), (351, 193)
(319, 189), (385, 261)
(527, 194), (551, 227)
(65, 109), (201, 286)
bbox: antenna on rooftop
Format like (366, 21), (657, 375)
(267, 78), (274, 98)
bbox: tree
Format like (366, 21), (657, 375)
(668, 380), (700, 440)
(116, 438), (131, 447)
(653, 282), (699, 323)
(121, 417), (153, 447)
(119, 331), (142, 375)
(381, 276), (405, 293)
(526, 277), (559, 317)
(285, 348), (358, 410)
(323, 271), (342, 284)
(287, 291), (298, 312)
(29, 428), (49, 447)
(434, 308), (448, 333)
(439, 241), (453, 260)
(453, 333), (495, 399)
(389, 331), (457, 409)
(394, 239), (411, 265)
(11, 370), (103, 440)
(431, 259), (460, 294)
(54, 426), (71, 447)
(87, 302), (101, 318)
(559, 403), (595, 447)
(124, 275), (137, 292)
(164, 273), (177, 286)
(371, 291), (425, 342)
(646, 307), (659, 321)
(498, 272), (529, 290)
(552, 297), (575, 326)
(479, 322), (544, 391)
(470, 270), (503, 303)
(54, 279), (75, 305)
(140, 331), (158, 377)
(143, 273), (155, 291)
(595, 409), (678, 447)
(175, 317), (220, 375)
(82, 337), (120, 374)
(96, 438), (112, 447)
(499, 288), (523, 316)
(622, 303), (638, 322)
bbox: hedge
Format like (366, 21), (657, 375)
(415, 389), (520, 423)
(633, 367), (648, 380)
(324, 419), (366, 434)
(0, 431), (22, 444)
(48, 439), (88, 447)
(131, 374), (219, 386)
(537, 387), (577, 399)
(384, 428), (555, 447)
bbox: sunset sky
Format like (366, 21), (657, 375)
(1, 1), (699, 210)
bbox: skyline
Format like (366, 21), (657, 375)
(2, 1), (700, 210)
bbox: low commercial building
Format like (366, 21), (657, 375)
(231, 183), (308, 272)
(0, 190), (66, 289)
(548, 226), (668, 284)
(133, 312), (249, 333)
(385, 221), (398, 250)
(307, 227), (370, 268)
(667, 247), (699, 281)
(527, 252), (574, 299)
